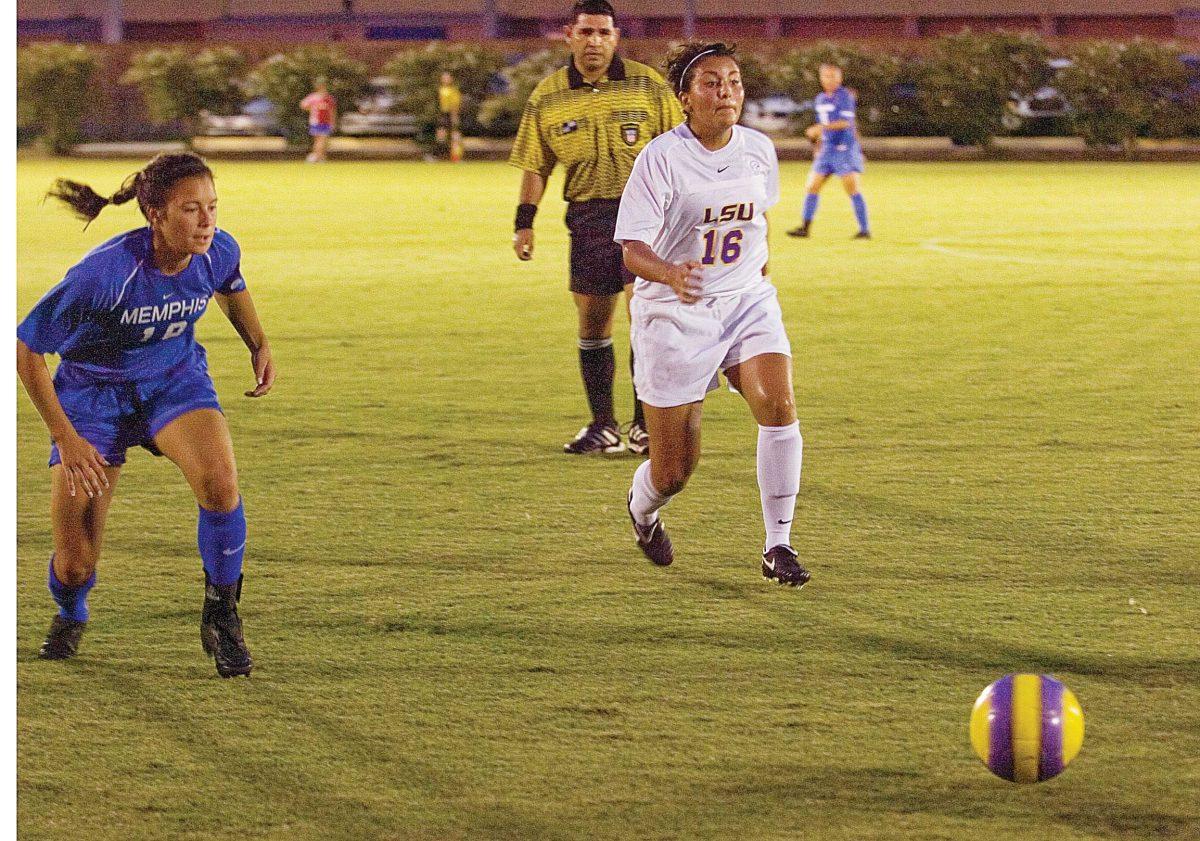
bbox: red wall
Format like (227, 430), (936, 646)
(781, 16), (911, 38)
(1058, 15), (1176, 37)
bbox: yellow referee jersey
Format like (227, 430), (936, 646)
(509, 56), (684, 203)
(438, 84), (462, 114)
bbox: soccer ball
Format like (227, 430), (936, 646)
(969, 673), (1084, 783)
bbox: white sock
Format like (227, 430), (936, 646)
(629, 459), (672, 527)
(757, 422), (802, 550)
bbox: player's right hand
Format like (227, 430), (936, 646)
(56, 433), (110, 499)
(513, 228), (534, 261)
(666, 260), (704, 304)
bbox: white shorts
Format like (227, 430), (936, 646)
(630, 282), (792, 408)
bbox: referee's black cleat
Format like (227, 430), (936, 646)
(853, 231), (871, 240)
(39, 615), (86, 660)
(786, 223), (811, 238)
(623, 421), (650, 456)
(564, 421), (624, 454)
(628, 491), (674, 566)
(762, 545), (811, 587)
(201, 573), (253, 678)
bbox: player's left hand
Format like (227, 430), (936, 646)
(246, 342), (275, 397)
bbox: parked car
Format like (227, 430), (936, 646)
(741, 94), (811, 134)
(1002, 58), (1074, 133)
(198, 96), (282, 137)
(1176, 53), (1200, 103)
(340, 76), (419, 137)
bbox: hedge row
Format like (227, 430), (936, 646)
(17, 34), (1200, 152)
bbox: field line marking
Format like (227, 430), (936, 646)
(921, 239), (1200, 273)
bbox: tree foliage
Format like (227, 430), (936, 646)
(920, 31), (1051, 146)
(17, 42), (98, 153)
(773, 42), (929, 137)
(1058, 40), (1192, 147)
(383, 43), (508, 138)
(122, 48), (247, 137)
(477, 48), (569, 136)
(249, 47), (369, 141)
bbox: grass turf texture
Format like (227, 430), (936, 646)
(16, 159), (1200, 840)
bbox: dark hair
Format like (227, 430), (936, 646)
(47, 151), (214, 227)
(665, 41), (737, 96)
(570, 0), (615, 24)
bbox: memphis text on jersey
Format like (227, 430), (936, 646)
(119, 296), (210, 326)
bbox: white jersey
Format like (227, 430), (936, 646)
(614, 123), (780, 302)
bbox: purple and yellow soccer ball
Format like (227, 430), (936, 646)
(969, 674), (1084, 783)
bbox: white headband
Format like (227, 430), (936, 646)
(677, 48), (719, 94)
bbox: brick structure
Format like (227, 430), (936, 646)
(17, 0), (1198, 42)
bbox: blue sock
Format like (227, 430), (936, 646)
(851, 193), (869, 233)
(48, 555), (96, 622)
(803, 194), (820, 223)
(198, 498), (246, 586)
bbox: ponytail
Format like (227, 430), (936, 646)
(47, 172), (140, 226)
(46, 152), (213, 228)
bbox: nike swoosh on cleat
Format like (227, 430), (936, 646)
(222, 541), (247, 557)
(763, 557), (776, 571)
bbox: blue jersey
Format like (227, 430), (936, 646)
(17, 227), (245, 382)
(814, 86), (859, 153)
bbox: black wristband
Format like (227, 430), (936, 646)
(515, 203), (538, 232)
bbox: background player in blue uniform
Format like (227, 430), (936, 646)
(787, 63), (871, 240)
(16, 152), (276, 677)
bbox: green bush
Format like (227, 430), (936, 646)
(772, 43), (931, 137)
(921, 31), (1051, 146)
(478, 48), (569, 137)
(122, 48), (247, 138)
(1058, 40), (1191, 147)
(249, 47), (368, 141)
(383, 43), (508, 138)
(17, 42), (98, 153)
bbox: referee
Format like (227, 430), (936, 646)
(510, 0), (682, 455)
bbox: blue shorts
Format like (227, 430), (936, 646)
(813, 148), (865, 176)
(309, 123), (333, 137)
(49, 355), (222, 468)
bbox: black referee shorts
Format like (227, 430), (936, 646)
(565, 199), (634, 296)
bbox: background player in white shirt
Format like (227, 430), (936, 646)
(615, 42), (809, 586)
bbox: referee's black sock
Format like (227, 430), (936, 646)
(579, 337), (616, 426)
(630, 346), (645, 427)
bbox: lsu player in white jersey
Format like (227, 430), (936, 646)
(615, 42), (809, 586)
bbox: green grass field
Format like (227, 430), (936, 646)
(16, 158), (1200, 840)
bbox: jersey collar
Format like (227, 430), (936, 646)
(567, 54), (626, 89)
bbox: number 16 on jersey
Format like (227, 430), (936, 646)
(701, 228), (743, 265)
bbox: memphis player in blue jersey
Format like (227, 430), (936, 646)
(16, 152), (275, 677)
(787, 63), (871, 240)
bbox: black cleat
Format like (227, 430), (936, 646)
(786, 223), (811, 238)
(853, 231), (871, 240)
(39, 615), (86, 660)
(628, 491), (674, 566)
(201, 573), (253, 678)
(762, 545), (811, 587)
(564, 421), (624, 454)
(623, 421), (650, 456)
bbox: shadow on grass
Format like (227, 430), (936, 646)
(834, 628), (1200, 686)
(702, 763), (1198, 839)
